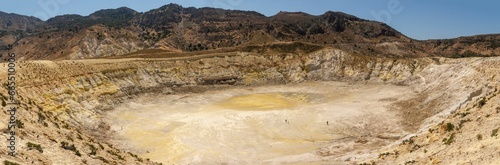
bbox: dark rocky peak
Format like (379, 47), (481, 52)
(270, 11), (317, 21)
(151, 3), (184, 14)
(86, 7), (137, 28)
(320, 11), (363, 23)
(45, 7), (138, 30)
(136, 3), (187, 27)
(46, 14), (85, 24)
(0, 11), (43, 31)
(273, 11), (314, 17)
(195, 7), (266, 17)
(89, 7), (138, 19)
(188, 7), (266, 23)
(320, 11), (391, 34)
(269, 11), (318, 31)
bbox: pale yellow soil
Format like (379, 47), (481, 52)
(105, 81), (416, 164)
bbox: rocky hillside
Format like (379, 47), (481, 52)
(364, 57), (500, 165)
(0, 11), (43, 51)
(0, 11), (42, 31)
(2, 3), (497, 60)
(423, 34), (500, 57)
(0, 3), (409, 60)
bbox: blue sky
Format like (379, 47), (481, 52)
(0, 0), (499, 40)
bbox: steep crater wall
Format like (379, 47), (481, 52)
(1, 48), (497, 164)
(13, 49), (430, 128)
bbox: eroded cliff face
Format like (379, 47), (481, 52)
(367, 58), (500, 165)
(0, 48), (498, 164)
(12, 49), (432, 128)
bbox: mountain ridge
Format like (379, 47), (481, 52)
(0, 3), (498, 60)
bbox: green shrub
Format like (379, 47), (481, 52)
(378, 152), (390, 158)
(128, 152), (143, 162)
(60, 141), (76, 151)
(443, 133), (455, 145)
(445, 123), (454, 132)
(88, 143), (98, 155)
(478, 98), (487, 107)
(98, 143), (104, 149)
(492, 128), (499, 137)
(37, 112), (46, 122)
(15, 120), (24, 129)
(3, 160), (20, 165)
(108, 150), (124, 160)
(402, 137), (415, 145)
(1, 98), (6, 107)
(75, 150), (81, 157)
(26, 142), (43, 153)
(62, 124), (70, 129)
(404, 160), (416, 164)
(458, 119), (472, 129)
(477, 134), (483, 140)
(96, 156), (109, 163)
(77, 134), (83, 140)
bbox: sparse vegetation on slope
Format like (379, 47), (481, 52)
(1, 3), (497, 60)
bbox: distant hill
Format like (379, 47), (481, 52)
(422, 34), (500, 57)
(0, 3), (498, 60)
(0, 11), (43, 31)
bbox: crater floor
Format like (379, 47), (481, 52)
(105, 81), (417, 164)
